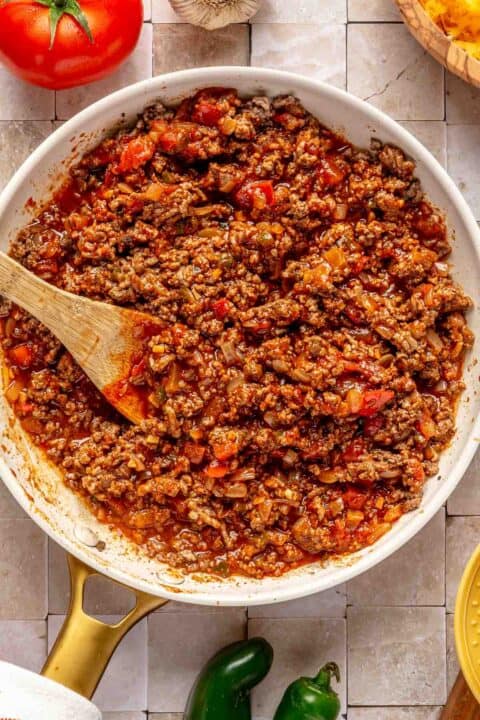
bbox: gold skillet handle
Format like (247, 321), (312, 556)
(42, 553), (168, 699)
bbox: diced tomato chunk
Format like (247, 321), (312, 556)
(192, 102), (224, 126)
(205, 460), (229, 478)
(158, 131), (181, 153)
(212, 298), (231, 320)
(344, 305), (364, 326)
(343, 438), (366, 462)
(358, 390), (394, 417)
(412, 460), (425, 484)
(9, 343), (33, 368)
(118, 135), (155, 172)
(130, 358), (146, 378)
(34, 259), (59, 276)
(350, 255), (368, 276)
(249, 319), (272, 333)
(212, 440), (238, 461)
(343, 487), (368, 510)
(317, 155), (345, 187)
(184, 442), (206, 464)
(363, 414), (384, 437)
(235, 180), (275, 210)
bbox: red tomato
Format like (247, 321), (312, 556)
(205, 460), (229, 478)
(118, 136), (156, 173)
(343, 487), (367, 510)
(9, 343), (33, 368)
(0, 0), (143, 90)
(212, 298), (231, 320)
(184, 442), (206, 465)
(317, 156), (345, 187)
(363, 414), (384, 437)
(212, 440), (238, 462)
(192, 102), (224, 127)
(235, 181), (275, 210)
(342, 438), (365, 462)
(358, 390), (394, 417)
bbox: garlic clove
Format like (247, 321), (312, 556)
(168, 0), (260, 30)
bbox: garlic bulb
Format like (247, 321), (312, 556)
(168, 0), (260, 30)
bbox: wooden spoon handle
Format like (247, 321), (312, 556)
(0, 250), (76, 334)
(441, 672), (480, 720)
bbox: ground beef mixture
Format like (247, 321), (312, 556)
(0, 88), (473, 578)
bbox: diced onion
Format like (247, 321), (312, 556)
(346, 388), (363, 414)
(283, 449), (298, 467)
(426, 328), (443, 351)
(320, 469), (341, 484)
(224, 483), (248, 498)
(230, 468), (256, 482)
(220, 342), (243, 366)
(346, 509), (364, 529)
(272, 358), (290, 374)
(227, 374), (245, 394)
(379, 468), (401, 479)
(264, 411), (279, 428)
(332, 203), (348, 220)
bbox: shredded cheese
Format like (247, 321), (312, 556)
(420, 0), (480, 58)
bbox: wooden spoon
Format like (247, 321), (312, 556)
(0, 251), (163, 423)
(441, 672), (480, 719)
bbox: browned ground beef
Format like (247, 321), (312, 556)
(0, 88), (473, 578)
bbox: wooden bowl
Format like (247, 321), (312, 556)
(396, 0), (480, 88)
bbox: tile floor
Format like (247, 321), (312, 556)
(0, 0), (479, 716)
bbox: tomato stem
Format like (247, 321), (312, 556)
(35, 0), (94, 48)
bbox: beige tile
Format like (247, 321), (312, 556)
(400, 121), (447, 167)
(347, 510), (445, 606)
(251, 23), (346, 90)
(348, 709), (442, 719)
(0, 620), (46, 672)
(248, 617), (346, 717)
(0, 121), (53, 192)
(446, 71), (480, 124)
(252, 0), (346, 23)
(48, 540), (136, 615)
(151, 0), (181, 22)
(348, 0), (400, 21)
(0, 482), (28, 518)
(148, 610), (246, 711)
(448, 446), (480, 515)
(148, 716), (182, 719)
(104, 714), (146, 720)
(446, 613), (459, 695)
(347, 24), (444, 120)
(347, 606), (446, 705)
(48, 615), (147, 711)
(446, 516), (480, 612)
(153, 24), (249, 74)
(0, 67), (54, 121)
(56, 23), (153, 120)
(0, 518), (47, 619)
(447, 124), (480, 220)
(248, 585), (346, 618)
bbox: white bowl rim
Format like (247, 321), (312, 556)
(0, 65), (479, 606)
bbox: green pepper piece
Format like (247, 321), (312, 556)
(273, 662), (341, 720)
(185, 637), (274, 720)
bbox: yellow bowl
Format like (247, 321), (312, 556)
(455, 543), (480, 703)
